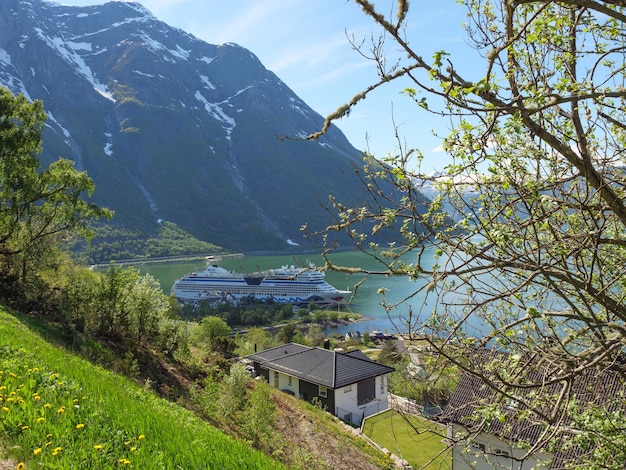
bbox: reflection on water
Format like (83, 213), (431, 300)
(137, 250), (439, 336)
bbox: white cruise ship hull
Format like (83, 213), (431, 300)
(171, 264), (350, 307)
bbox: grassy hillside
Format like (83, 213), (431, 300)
(0, 305), (281, 469)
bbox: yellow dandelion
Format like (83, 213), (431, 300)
(45, 441), (52, 447)
(16, 463), (24, 470)
(33, 448), (42, 456)
(57, 407), (65, 414)
(46, 434), (53, 438)
(37, 417), (45, 424)
(52, 447), (62, 456)
(118, 458), (131, 465)
(75, 423), (85, 429)
(73, 399), (79, 404)
(93, 444), (103, 451)
(57, 382), (64, 386)
(21, 425), (28, 430)
(44, 403), (51, 409)
(0, 385), (6, 391)
(32, 368), (39, 372)
(2, 407), (9, 413)
(6, 397), (14, 403)
(32, 395), (41, 401)
(130, 447), (137, 452)
(138, 434), (145, 440)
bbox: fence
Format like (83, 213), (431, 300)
(336, 401), (389, 426)
(388, 393), (423, 416)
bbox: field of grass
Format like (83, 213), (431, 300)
(0, 306), (282, 469)
(362, 410), (451, 469)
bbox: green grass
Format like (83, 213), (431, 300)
(363, 410), (451, 469)
(0, 305), (282, 469)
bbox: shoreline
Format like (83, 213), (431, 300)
(89, 246), (357, 270)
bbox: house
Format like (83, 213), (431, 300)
(444, 372), (554, 470)
(369, 330), (396, 344)
(442, 349), (626, 469)
(246, 342), (395, 426)
(345, 330), (362, 342)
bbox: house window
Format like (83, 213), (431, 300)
(319, 385), (327, 398)
(288, 376), (292, 386)
(494, 448), (510, 457)
(357, 378), (376, 405)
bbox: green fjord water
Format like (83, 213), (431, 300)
(137, 249), (439, 336)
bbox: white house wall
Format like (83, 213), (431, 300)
(265, 367), (391, 426)
(335, 382), (358, 416)
(335, 375), (390, 424)
(449, 425), (553, 470)
(272, 370), (300, 397)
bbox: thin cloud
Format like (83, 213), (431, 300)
(267, 32), (358, 73)
(294, 59), (371, 93)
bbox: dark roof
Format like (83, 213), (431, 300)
(246, 343), (395, 389)
(443, 348), (626, 469)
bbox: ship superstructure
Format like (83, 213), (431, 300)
(171, 263), (350, 307)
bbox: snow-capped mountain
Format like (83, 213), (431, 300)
(0, 0), (374, 254)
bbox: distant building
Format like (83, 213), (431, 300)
(246, 343), (395, 426)
(369, 330), (396, 344)
(345, 330), (362, 342)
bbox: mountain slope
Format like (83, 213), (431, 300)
(0, 0), (375, 255)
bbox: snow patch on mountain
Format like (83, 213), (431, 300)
(46, 111), (71, 139)
(194, 90), (235, 137)
(34, 28), (114, 102)
(0, 48), (31, 99)
(139, 34), (189, 62)
(133, 70), (154, 78)
(289, 96), (315, 118)
(120, 2), (156, 19)
(199, 75), (215, 90)
(0, 49), (12, 64)
(194, 86), (253, 138)
(67, 41), (92, 52)
(104, 133), (113, 157)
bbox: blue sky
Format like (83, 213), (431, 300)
(59, 1), (475, 173)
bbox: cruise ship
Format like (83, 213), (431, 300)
(171, 263), (351, 307)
